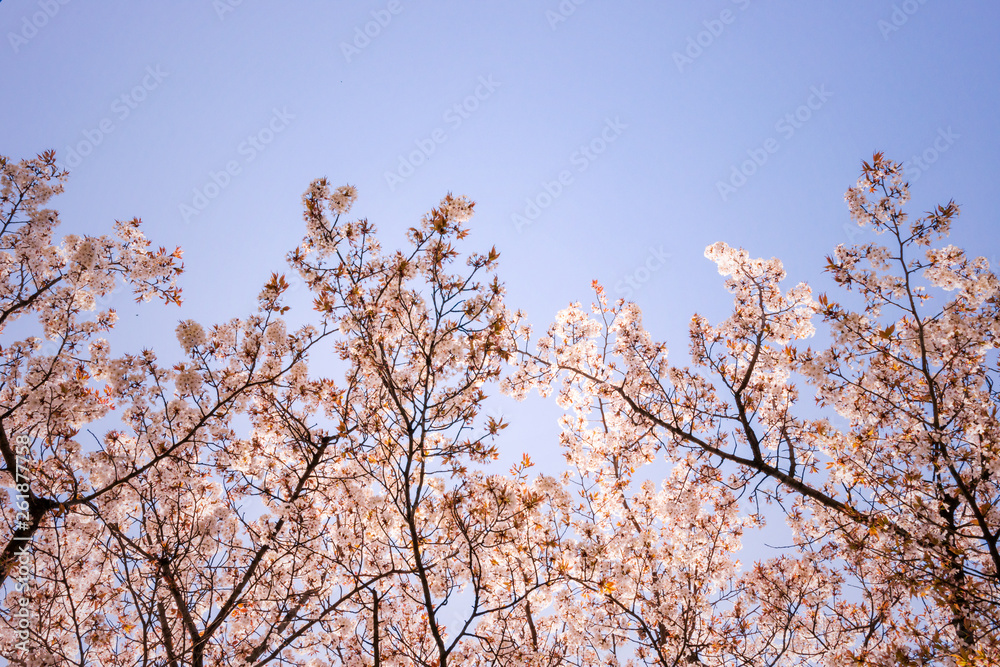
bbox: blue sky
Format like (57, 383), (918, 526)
(3, 1), (999, 469)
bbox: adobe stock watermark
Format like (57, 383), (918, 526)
(673, 0), (751, 73)
(56, 66), (169, 172)
(383, 75), (501, 192)
(546, 0), (587, 30)
(212, 0), (244, 20)
(716, 85), (832, 202)
(512, 117), (627, 233)
(842, 127), (959, 244)
(903, 126), (958, 184)
(340, 0), (403, 63)
(179, 107), (294, 223)
(11, 433), (35, 656)
(615, 245), (671, 299)
(7, 0), (72, 54)
(877, 0), (930, 40)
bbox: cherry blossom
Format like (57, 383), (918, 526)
(2, 151), (997, 666)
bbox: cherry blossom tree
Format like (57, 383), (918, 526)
(0, 150), (183, 585)
(0, 153), (356, 665)
(0, 159), (555, 666)
(2, 151), (997, 667)
(508, 153), (999, 666)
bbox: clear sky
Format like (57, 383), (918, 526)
(3, 1), (999, 469)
